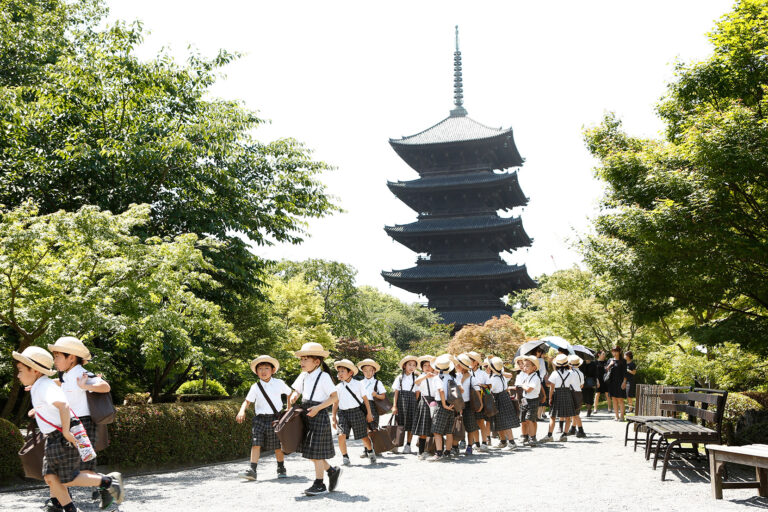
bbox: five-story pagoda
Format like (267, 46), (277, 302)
(381, 27), (536, 326)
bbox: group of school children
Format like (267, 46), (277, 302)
(13, 339), (125, 512)
(237, 342), (592, 496)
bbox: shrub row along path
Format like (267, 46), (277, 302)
(2, 413), (765, 511)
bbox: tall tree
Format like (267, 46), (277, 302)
(582, 0), (768, 354)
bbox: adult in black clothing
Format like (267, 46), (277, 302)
(581, 357), (598, 417)
(593, 350), (611, 414)
(605, 346), (628, 421)
(625, 351), (637, 412)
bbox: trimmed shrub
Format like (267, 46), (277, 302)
(99, 399), (251, 469)
(735, 422), (768, 445)
(177, 379), (228, 396)
(742, 391), (768, 410)
(0, 418), (24, 481)
(722, 392), (764, 444)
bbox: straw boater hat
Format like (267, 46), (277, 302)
(250, 355), (280, 374)
(524, 355), (540, 371)
(467, 351), (483, 364)
(568, 355), (583, 367)
(12, 346), (57, 377)
(456, 353), (474, 370)
(488, 356), (505, 375)
(554, 353), (570, 367)
(513, 355), (526, 367)
(398, 355), (418, 369)
(433, 354), (454, 372)
(47, 336), (92, 363)
(417, 355), (435, 369)
(294, 342), (330, 358)
(356, 358), (380, 373)
(334, 359), (358, 376)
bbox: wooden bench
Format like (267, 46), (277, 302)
(624, 385), (688, 451)
(645, 390), (728, 481)
(707, 444), (768, 499)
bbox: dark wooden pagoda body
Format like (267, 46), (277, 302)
(381, 30), (535, 326)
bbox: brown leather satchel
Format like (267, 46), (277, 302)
(384, 414), (405, 446)
(273, 405), (305, 455)
(482, 389), (498, 417)
(371, 378), (393, 415)
(452, 413), (465, 440)
(86, 390), (116, 425)
(446, 378), (465, 412)
(468, 376), (483, 412)
(18, 422), (45, 480)
(368, 427), (395, 453)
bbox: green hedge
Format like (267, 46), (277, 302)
(100, 399), (252, 469)
(0, 418), (24, 481)
(177, 379), (228, 396)
(723, 392), (764, 445)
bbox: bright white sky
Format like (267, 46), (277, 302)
(107, 0), (732, 304)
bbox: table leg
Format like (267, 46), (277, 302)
(757, 466), (767, 498)
(709, 451), (723, 500)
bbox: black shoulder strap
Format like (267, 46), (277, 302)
(343, 382), (363, 406)
(558, 369), (570, 389)
(308, 371), (324, 402)
(426, 377), (431, 397)
(256, 380), (279, 414)
(408, 374), (415, 392)
(374, 378), (381, 395)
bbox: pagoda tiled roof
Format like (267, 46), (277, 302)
(382, 262), (532, 281)
(438, 310), (513, 325)
(390, 115), (513, 146)
(387, 171), (521, 190)
(385, 215), (524, 235)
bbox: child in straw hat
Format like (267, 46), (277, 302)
(456, 353), (481, 456)
(568, 355), (587, 438)
(13, 346), (124, 512)
(332, 359), (376, 466)
(487, 356), (520, 450)
(427, 354), (460, 462)
(465, 351), (490, 452)
(519, 355), (542, 446)
(540, 354), (579, 443)
(287, 342), (341, 496)
(48, 336), (116, 508)
(390, 355), (419, 454)
(413, 355), (439, 459)
(357, 358), (386, 459)
(235, 355), (292, 481)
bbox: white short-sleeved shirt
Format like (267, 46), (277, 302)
(472, 368), (489, 386)
(520, 372), (542, 399)
(416, 374), (435, 397)
(457, 373), (476, 401)
(361, 377), (386, 400)
(548, 369), (581, 390)
(61, 365), (105, 417)
(438, 373), (461, 398)
(392, 373), (417, 392)
(514, 372), (525, 386)
(337, 379), (366, 411)
(489, 374), (507, 393)
(246, 378), (291, 414)
(31, 377), (70, 434)
(570, 368), (585, 390)
(292, 367), (336, 403)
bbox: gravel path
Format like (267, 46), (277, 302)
(2, 412), (766, 511)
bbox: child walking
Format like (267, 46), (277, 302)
(518, 356), (541, 446)
(235, 355), (291, 481)
(288, 342), (341, 496)
(541, 354), (579, 442)
(413, 355), (438, 460)
(357, 358), (386, 460)
(567, 355), (587, 438)
(428, 354), (459, 462)
(487, 356), (519, 450)
(390, 355), (419, 454)
(332, 359), (376, 465)
(456, 353), (481, 455)
(14, 346), (124, 512)
(48, 337), (116, 509)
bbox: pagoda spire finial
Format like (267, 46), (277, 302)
(450, 25), (468, 117)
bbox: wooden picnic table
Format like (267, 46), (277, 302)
(706, 443), (768, 499)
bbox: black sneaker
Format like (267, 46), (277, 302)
(569, 426), (577, 435)
(239, 468), (258, 481)
(44, 499), (63, 512)
(277, 466), (287, 478)
(304, 482), (328, 496)
(92, 489), (100, 500)
(99, 487), (114, 509)
(105, 472), (125, 507)
(327, 466), (342, 492)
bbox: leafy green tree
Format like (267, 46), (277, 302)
(582, 0), (768, 354)
(0, 202), (237, 416)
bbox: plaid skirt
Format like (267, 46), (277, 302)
(43, 430), (82, 484)
(551, 388), (576, 418)
(396, 390), (417, 431)
(79, 415), (97, 471)
(300, 401), (335, 460)
(431, 404), (455, 435)
(252, 413), (281, 451)
(462, 406), (479, 433)
(413, 396), (434, 436)
(338, 407), (367, 440)
(492, 391), (520, 431)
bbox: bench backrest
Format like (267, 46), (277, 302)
(659, 389), (728, 436)
(636, 384), (691, 417)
